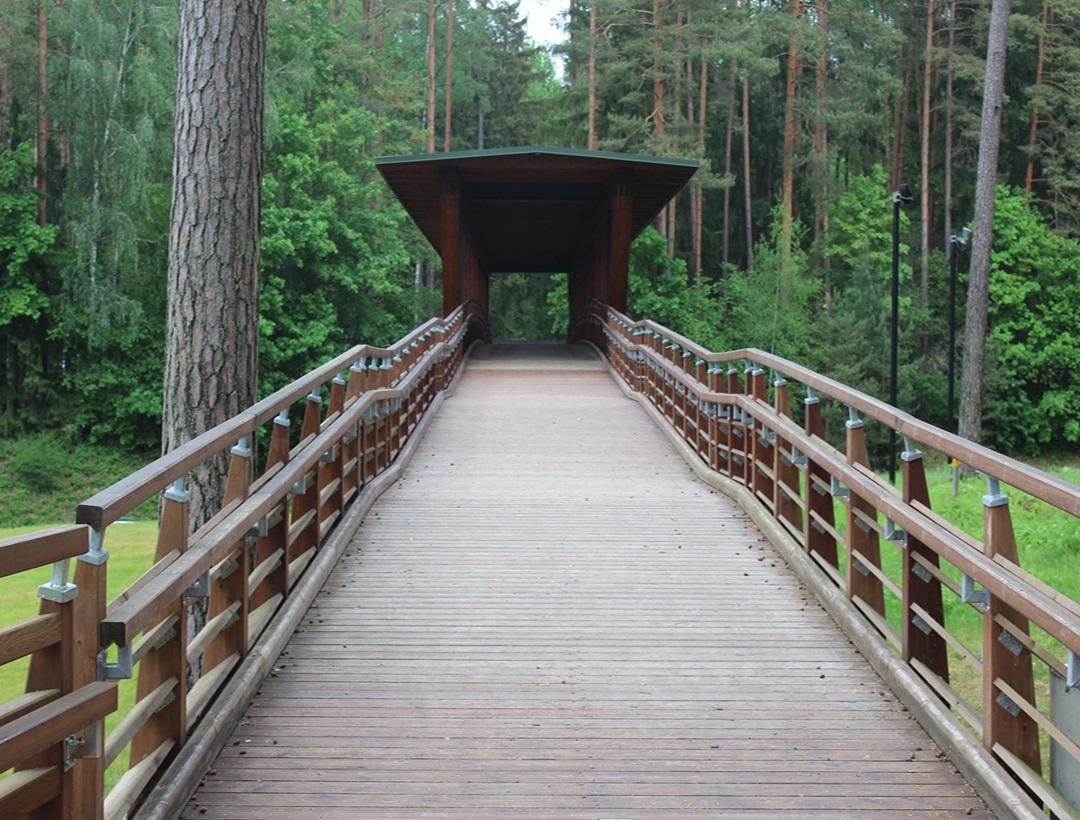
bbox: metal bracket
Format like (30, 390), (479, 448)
(163, 477), (191, 504)
(318, 444), (340, 465)
(982, 475), (1009, 508)
(231, 436), (252, 459)
(845, 407), (864, 429)
(830, 476), (849, 499)
(97, 644), (133, 680)
(900, 436), (922, 462)
(153, 626), (178, 651)
(810, 518), (825, 534)
(247, 516), (270, 538)
(804, 387), (819, 406)
(996, 691), (1021, 717)
(38, 559), (78, 603)
(288, 473), (313, 496)
(1068, 651), (1079, 688)
(884, 518), (908, 548)
(63, 719), (102, 770)
(911, 613), (932, 635)
(961, 574), (989, 608)
(852, 557), (870, 576)
(911, 563), (933, 584)
(184, 571), (210, 599)
(997, 629), (1024, 657)
(78, 527), (109, 566)
(758, 428), (777, 445)
(853, 515), (872, 533)
(790, 446), (808, 467)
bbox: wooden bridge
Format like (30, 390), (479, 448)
(1, 147), (1079, 818)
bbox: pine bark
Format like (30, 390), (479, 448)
(958, 0), (1011, 445)
(587, 3), (597, 150)
(812, 0), (828, 249)
(920, 0), (934, 311)
(697, 56), (708, 277)
(162, 0), (267, 527)
(781, 0), (801, 259)
(1024, 2), (1049, 193)
(722, 83), (733, 272)
(653, 0), (666, 238)
(426, 0), (436, 153)
(742, 73), (753, 268)
(36, 0), (47, 227)
(944, 0), (956, 246)
(443, 0), (453, 152)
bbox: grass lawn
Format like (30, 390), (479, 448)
(0, 520), (158, 789)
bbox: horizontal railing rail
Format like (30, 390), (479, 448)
(598, 303), (1080, 818)
(0, 303), (486, 820)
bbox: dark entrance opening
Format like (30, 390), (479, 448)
(487, 272), (568, 342)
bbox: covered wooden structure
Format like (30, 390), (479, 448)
(375, 147), (697, 329)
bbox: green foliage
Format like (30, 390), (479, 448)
(0, 144), (54, 327)
(982, 186), (1080, 450)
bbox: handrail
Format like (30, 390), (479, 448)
(78, 305), (469, 530)
(599, 304), (1080, 816)
(603, 304), (1080, 516)
(0, 302), (486, 820)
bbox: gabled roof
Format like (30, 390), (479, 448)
(376, 146), (698, 273)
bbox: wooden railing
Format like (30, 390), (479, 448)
(599, 303), (1080, 817)
(0, 303), (484, 819)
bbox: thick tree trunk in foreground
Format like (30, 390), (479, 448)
(426, 0), (436, 153)
(163, 0), (266, 527)
(958, 0), (1010, 445)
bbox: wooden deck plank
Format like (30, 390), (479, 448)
(184, 344), (990, 819)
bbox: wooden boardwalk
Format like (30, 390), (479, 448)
(184, 344), (990, 819)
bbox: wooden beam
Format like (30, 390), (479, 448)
(440, 167), (462, 316)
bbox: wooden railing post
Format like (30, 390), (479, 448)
(844, 411), (885, 615)
(772, 377), (803, 533)
(70, 530), (107, 820)
(981, 477), (1041, 773)
(726, 366), (741, 480)
(252, 412), (290, 610)
(205, 437), (252, 669)
(747, 364), (773, 505)
(130, 479), (189, 769)
(289, 392), (323, 570)
(804, 389), (838, 568)
(900, 439), (949, 682)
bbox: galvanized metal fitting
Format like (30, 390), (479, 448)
(163, 477), (191, 504)
(97, 644), (133, 680)
(961, 574), (989, 608)
(274, 409), (289, 427)
(307, 390), (322, 404)
(845, 407), (864, 429)
(78, 527), (109, 566)
(804, 386), (819, 406)
(774, 376), (787, 388)
(38, 557), (78, 603)
(231, 435), (253, 459)
(982, 475), (1009, 508)
(900, 436), (922, 462)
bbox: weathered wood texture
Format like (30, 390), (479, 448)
(184, 344), (989, 819)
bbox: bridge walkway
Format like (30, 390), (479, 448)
(183, 344), (989, 818)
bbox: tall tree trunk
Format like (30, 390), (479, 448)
(944, 0), (956, 247)
(477, 105), (485, 149)
(722, 83), (733, 273)
(653, 0), (666, 238)
(893, 36), (914, 190)
(813, 0), (828, 250)
(163, 0), (267, 527)
(920, 0), (934, 312)
(1024, 1), (1049, 194)
(958, 0), (1010, 445)
(36, 0), (47, 227)
(697, 55), (709, 278)
(443, 0), (453, 151)
(426, 0), (436, 153)
(587, 3), (597, 150)
(781, 0), (801, 259)
(742, 73), (753, 268)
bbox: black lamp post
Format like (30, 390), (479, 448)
(890, 182), (914, 484)
(947, 226), (971, 433)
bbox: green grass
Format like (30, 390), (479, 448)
(827, 461), (1080, 776)
(0, 520), (158, 788)
(0, 434), (155, 527)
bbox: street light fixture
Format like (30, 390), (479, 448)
(890, 182), (914, 484)
(947, 226), (971, 433)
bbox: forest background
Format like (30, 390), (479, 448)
(1, 0), (1078, 525)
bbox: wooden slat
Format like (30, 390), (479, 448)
(104, 677), (177, 769)
(0, 526), (87, 578)
(0, 689), (59, 728)
(992, 742), (1080, 820)
(187, 602), (241, 665)
(910, 659), (982, 734)
(104, 738), (175, 820)
(0, 766), (61, 816)
(187, 654), (240, 729)
(0, 613), (61, 666)
(0, 682), (117, 772)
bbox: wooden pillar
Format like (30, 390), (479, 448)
(804, 392), (838, 567)
(900, 440), (949, 682)
(844, 413), (886, 616)
(981, 479), (1041, 773)
(440, 167), (461, 316)
(772, 378), (803, 532)
(608, 171), (633, 313)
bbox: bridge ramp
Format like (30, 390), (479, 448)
(185, 343), (989, 818)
